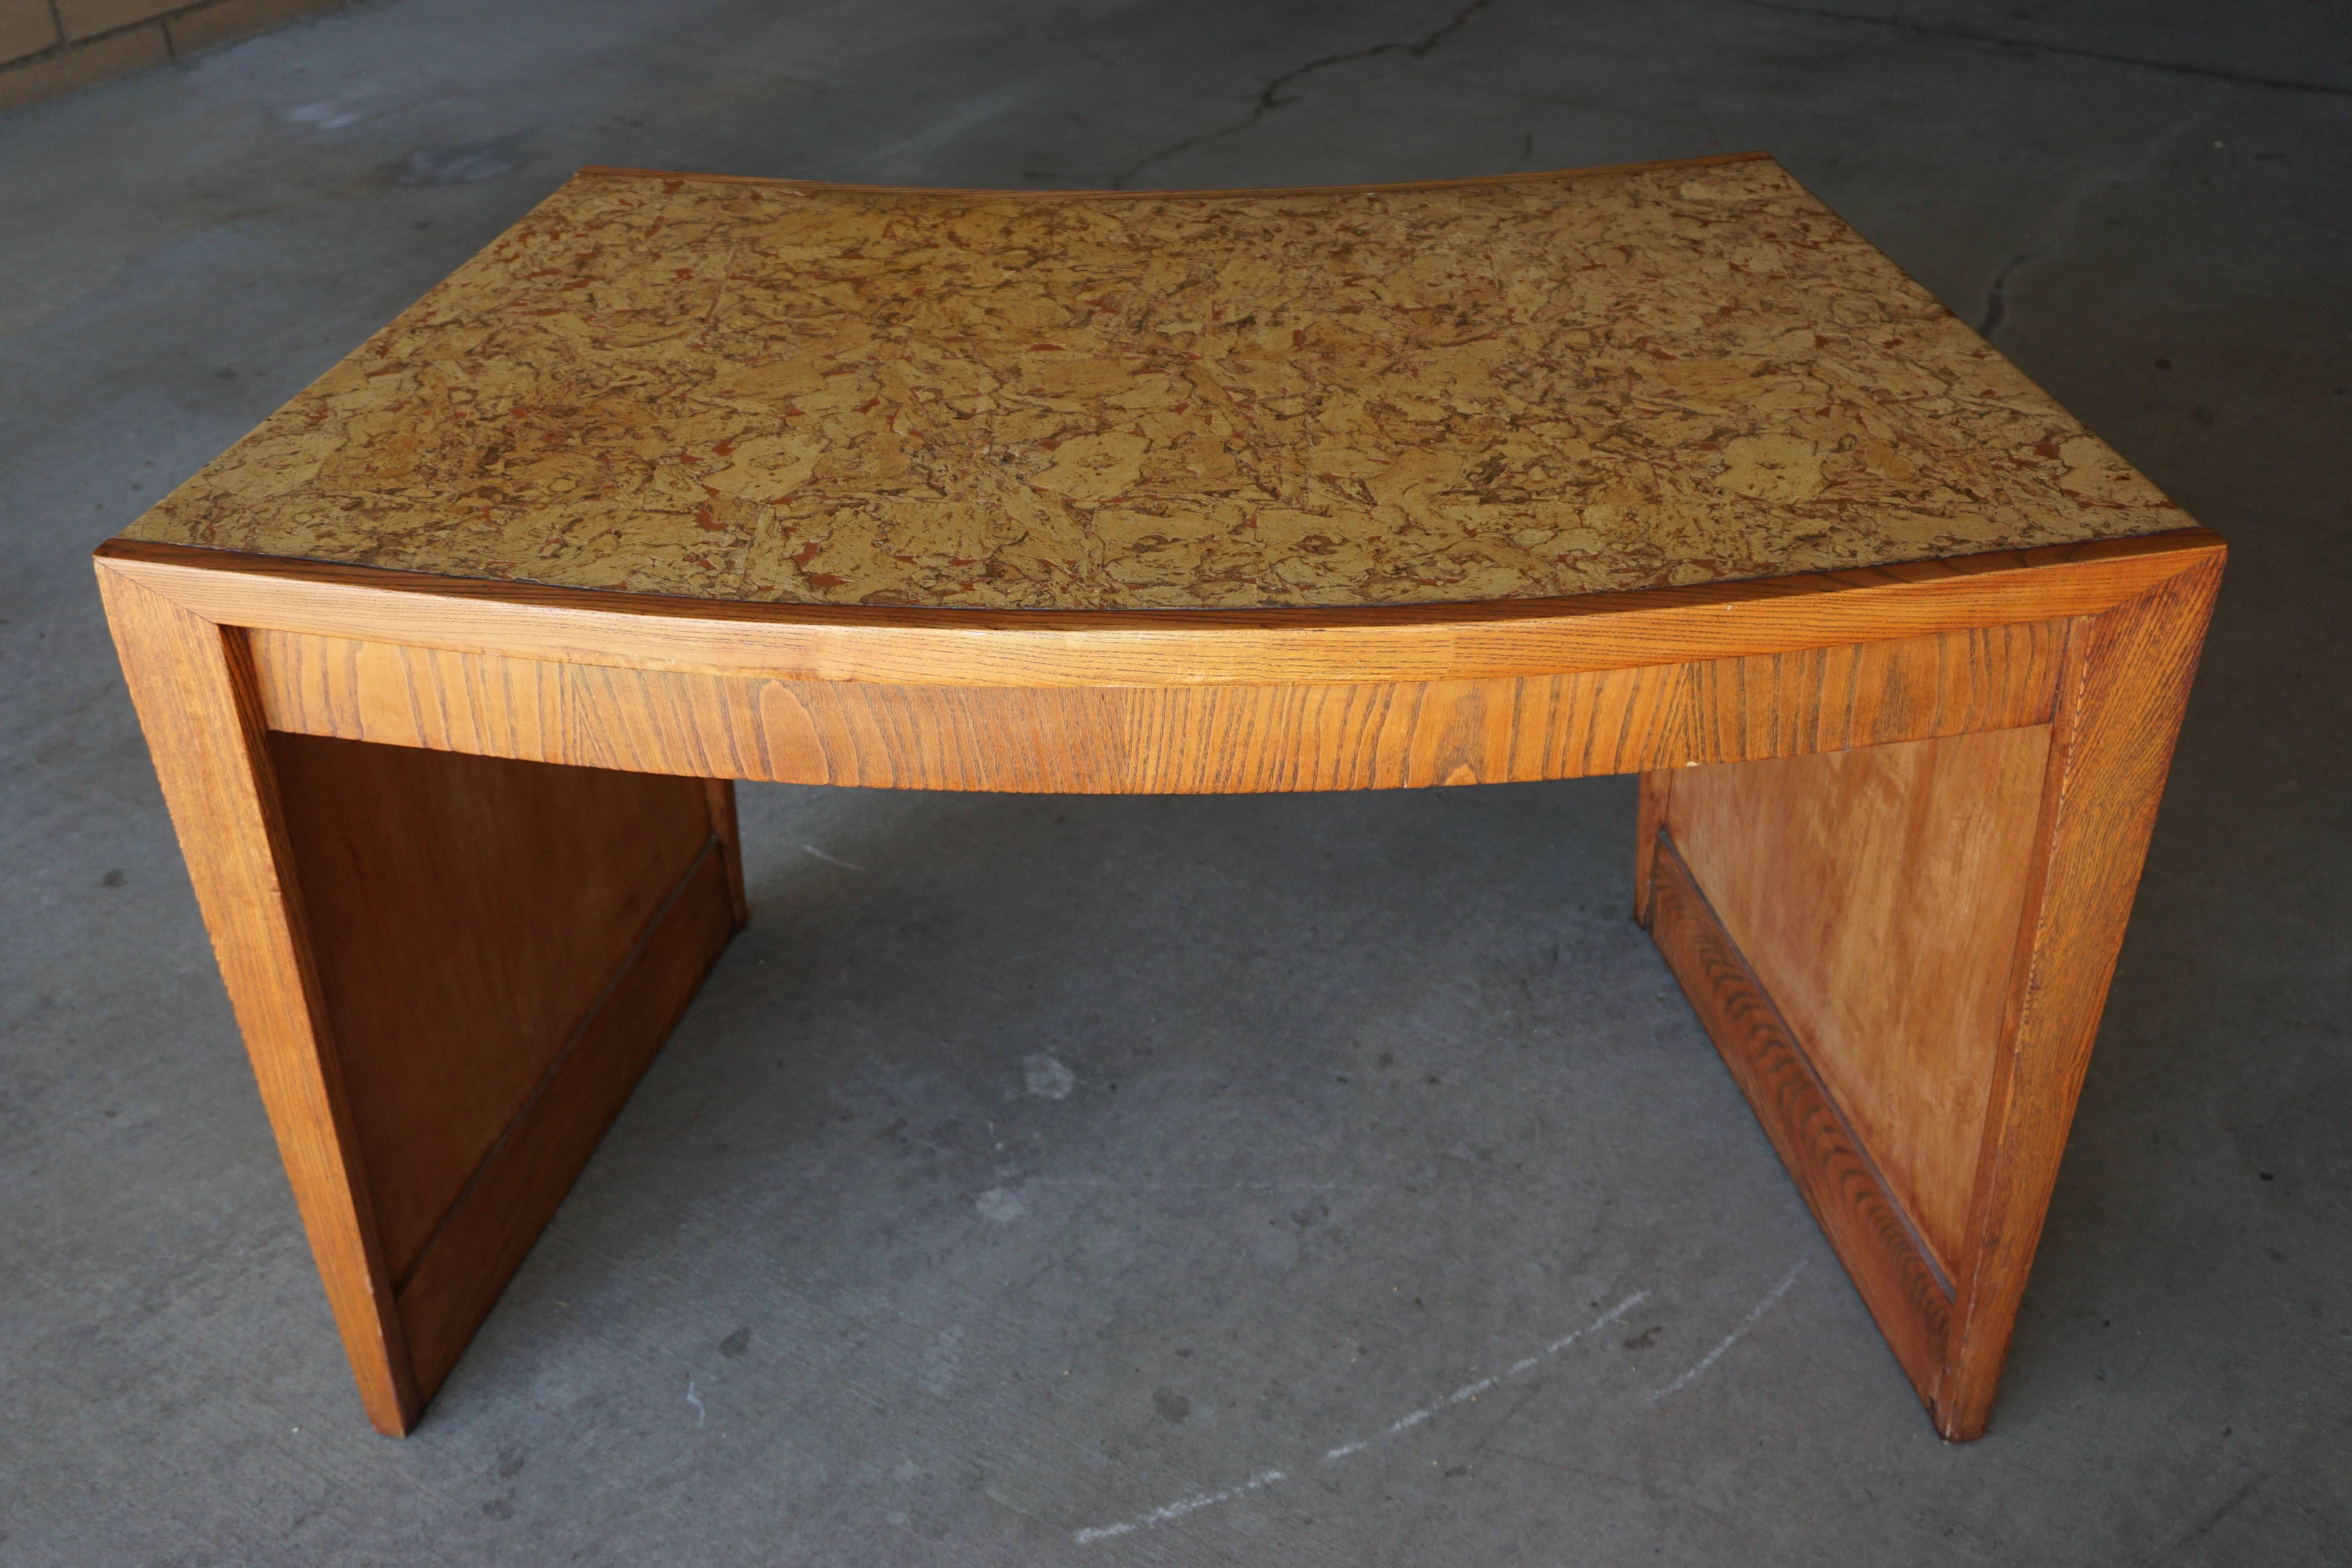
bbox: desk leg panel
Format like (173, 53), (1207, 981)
(100, 553), (743, 1436)
(389, 837), (737, 1399)
(1661, 726), (2053, 1286)
(266, 735), (742, 1424)
(1942, 559), (2223, 1439)
(1640, 558), (2220, 1440)
(1641, 726), (2050, 1419)
(97, 569), (420, 1434)
(1644, 833), (1952, 1405)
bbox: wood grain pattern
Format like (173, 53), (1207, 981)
(98, 432), (2222, 1439)
(94, 565), (419, 1434)
(101, 553), (749, 1435)
(1941, 555), (2224, 1439)
(98, 531), (2216, 689)
(117, 156), (2191, 610)
(269, 733), (721, 1283)
(1646, 832), (1952, 1406)
(1663, 725), (2052, 1279)
(395, 841), (737, 1398)
(1640, 549), (2222, 1439)
(243, 619), (2065, 792)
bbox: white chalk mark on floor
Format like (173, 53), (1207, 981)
(1070, 1290), (1647, 1545)
(1022, 1054), (1075, 1099)
(684, 1374), (706, 1428)
(918, 1324), (964, 1396)
(1072, 1468), (1287, 1545)
(846, 83), (1034, 178)
(974, 1186), (1026, 1223)
(1320, 1291), (1648, 1465)
(1029, 1178), (1350, 1191)
(801, 844), (867, 872)
(284, 99), (369, 130)
(1650, 1257), (1808, 1403)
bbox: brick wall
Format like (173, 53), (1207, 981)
(1, 0), (343, 112)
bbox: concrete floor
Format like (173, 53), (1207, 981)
(3, 0), (2347, 1561)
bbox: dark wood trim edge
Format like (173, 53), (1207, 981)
(566, 150), (1777, 200)
(1645, 829), (1955, 1415)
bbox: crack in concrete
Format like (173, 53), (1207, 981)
(1976, 246), (2043, 337)
(2164, 1470), (2267, 1556)
(1116, 0), (1495, 188)
(1713, 0), (2352, 97)
(1970, 104), (2221, 340)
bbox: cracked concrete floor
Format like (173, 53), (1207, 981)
(3, 0), (2347, 1562)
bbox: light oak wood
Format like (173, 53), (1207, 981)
(1942, 554), (2223, 1439)
(1664, 724), (2052, 1279)
(1646, 833), (1951, 1404)
(93, 149), (2225, 1444)
(96, 569), (417, 1434)
(1636, 555), (2221, 1439)
(100, 532), (2209, 689)
(238, 617), (2066, 793)
(100, 567), (743, 1434)
(98, 528), (2221, 1438)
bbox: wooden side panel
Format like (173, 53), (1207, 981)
(396, 844), (738, 1395)
(1646, 836), (1951, 1406)
(247, 620), (2063, 792)
(94, 565), (419, 1434)
(268, 734), (719, 1285)
(1663, 726), (2052, 1279)
(1641, 554), (2221, 1441)
(1943, 558), (2223, 1438)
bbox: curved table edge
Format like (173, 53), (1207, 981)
(94, 529), (2223, 690)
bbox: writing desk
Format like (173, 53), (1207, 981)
(96, 153), (2220, 1439)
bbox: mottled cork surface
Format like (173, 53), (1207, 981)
(123, 154), (2188, 609)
